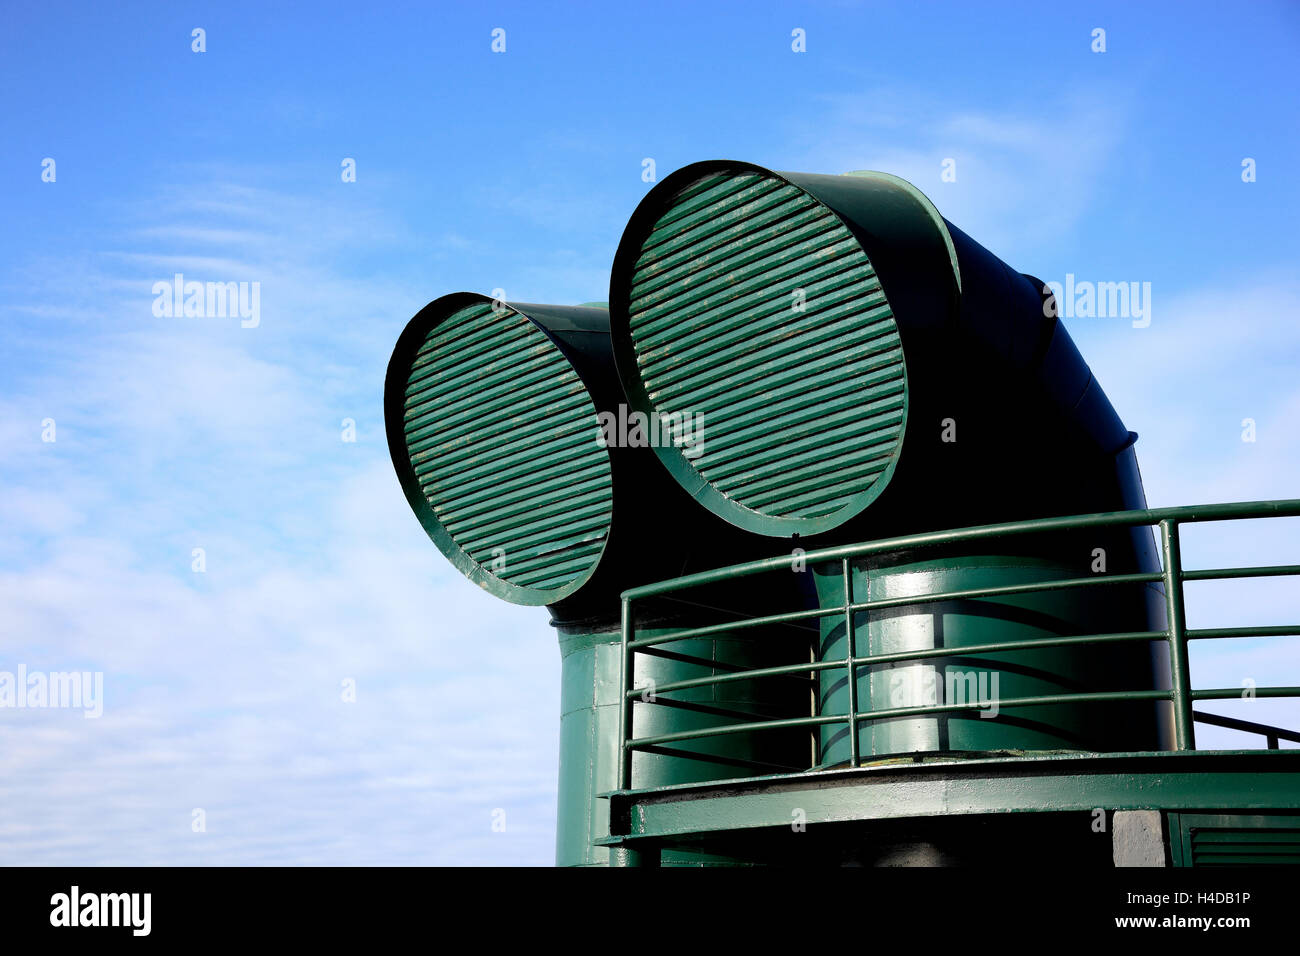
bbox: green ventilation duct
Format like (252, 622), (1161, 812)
(385, 290), (781, 621)
(390, 161), (1175, 866)
(385, 291), (809, 865)
(610, 161), (1172, 761)
(616, 168), (909, 535)
(609, 160), (1149, 541)
(386, 293), (613, 607)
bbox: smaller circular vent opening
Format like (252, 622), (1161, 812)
(388, 296), (613, 604)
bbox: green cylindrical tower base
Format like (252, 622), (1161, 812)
(813, 553), (1170, 765)
(557, 618), (806, 866)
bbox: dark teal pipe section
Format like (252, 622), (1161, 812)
(388, 295), (814, 865)
(813, 554), (1169, 763)
(557, 618), (806, 866)
(607, 161), (1174, 760)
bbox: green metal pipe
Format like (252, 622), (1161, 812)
(623, 499), (1300, 600)
(849, 689), (1174, 724)
(1193, 687), (1300, 700)
(842, 559), (860, 768)
(616, 599), (633, 794)
(628, 688), (1178, 751)
(1183, 564), (1300, 581)
(562, 617), (807, 864)
(628, 608), (828, 646)
(1161, 520), (1196, 750)
(625, 630), (1168, 701)
(843, 570), (1162, 611)
(608, 161), (1166, 549)
(628, 659), (839, 698)
(1188, 625), (1300, 639)
(1194, 710), (1300, 745)
(850, 629), (1165, 667)
(630, 713), (843, 748)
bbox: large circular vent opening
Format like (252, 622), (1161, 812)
(616, 165), (908, 536)
(390, 296), (613, 604)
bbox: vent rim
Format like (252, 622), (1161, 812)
(610, 160), (914, 538)
(384, 292), (613, 606)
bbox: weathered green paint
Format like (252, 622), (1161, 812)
(556, 626), (620, 866)
(557, 621), (806, 866)
(601, 751), (1300, 850)
(1168, 813), (1300, 866)
(624, 169), (908, 532)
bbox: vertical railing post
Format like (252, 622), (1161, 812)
(809, 633), (818, 769)
(618, 596), (634, 791)
(1160, 519), (1196, 750)
(842, 559), (860, 767)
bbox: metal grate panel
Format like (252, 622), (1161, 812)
(401, 302), (612, 592)
(626, 169), (907, 522)
(1189, 825), (1300, 866)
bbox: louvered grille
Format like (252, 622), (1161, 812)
(626, 170), (906, 522)
(401, 302), (612, 592)
(1190, 826), (1300, 866)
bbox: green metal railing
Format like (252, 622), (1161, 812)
(616, 500), (1300, 791)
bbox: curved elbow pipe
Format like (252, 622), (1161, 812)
(384, 291), (769, 628)
(608, 160), (1144, 544)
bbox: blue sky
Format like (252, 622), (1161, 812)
(1, 1), (1297, 865)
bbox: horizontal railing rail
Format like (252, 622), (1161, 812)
(616, 499), (1300, 791)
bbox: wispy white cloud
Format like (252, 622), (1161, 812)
(786, 88), (1130, 257)
(1072, 274), (1300, 747)
(0, 174), (563, 865)
(0, 458), (562, 865)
